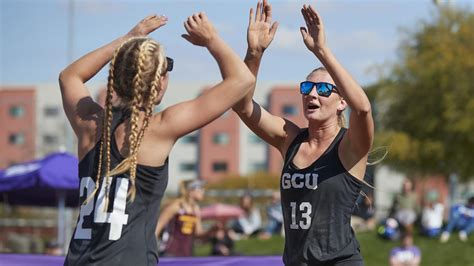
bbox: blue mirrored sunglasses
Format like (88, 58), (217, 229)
(299, 81), (337, 97)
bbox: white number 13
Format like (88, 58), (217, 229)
(290, 202), (312, 230)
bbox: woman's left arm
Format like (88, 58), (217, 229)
(300, 5), (374, 160)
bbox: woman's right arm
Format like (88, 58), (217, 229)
(158, 13), (254, 140)
(232, 0), (300, 155)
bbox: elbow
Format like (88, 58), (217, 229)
(355, 103), (372, 117)
(241, 71), (255, 92)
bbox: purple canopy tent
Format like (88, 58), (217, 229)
(0, 152), (79, 252)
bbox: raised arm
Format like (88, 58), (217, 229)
(232, 0), (300, 155)
(158, 13), (254, 140)
(300, 5), (374, 161)
(58, 15), (166, 142)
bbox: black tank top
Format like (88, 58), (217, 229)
(280, 128), (363, 265)
(65, 109), (169, 266)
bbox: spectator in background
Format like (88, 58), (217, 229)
(231, 193), (262, 238)
(389, 233), (421, 266)
(351, 192), (376, 233)
(440, 196), (474, 243)
(44, 241), (62, 256)
(209, 221), (237, 256)
(393, 179), (419, 233)
(259, 191), (283, 239)
(155, 179), (206, 256)
(420, 190), (444, 238)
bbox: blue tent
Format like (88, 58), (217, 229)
(0, 152), (79, 206)
(0, 152), (80, 252)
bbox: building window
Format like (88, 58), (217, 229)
(44, 106), (60, 117)
(43, 134), (58, 145)
(213, 133), (229, 145)
(249, 162), (266, 172)
(248, 133), (263, 144)
(180, 162), (197, 172)
(9, 133), (25, 145)
(282, 104), (298, 116)
(181, 134), (197, 144)
(212, 162), (228, 172)
(9, 106), (25, 118)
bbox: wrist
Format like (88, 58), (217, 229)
(312, 46), (331, 59)
(206, 35), (223, 51)
(246, 48), (264, 59)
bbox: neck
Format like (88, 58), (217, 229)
(307, 120), (340, 147)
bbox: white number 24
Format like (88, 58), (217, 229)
(74, 176), (129, 241)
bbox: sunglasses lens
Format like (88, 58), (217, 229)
(300, 82), (313, 95)
(166, 57), (174, 72)
(316, 83), (333, 97)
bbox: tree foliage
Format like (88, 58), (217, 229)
(370, 6), (474, 180)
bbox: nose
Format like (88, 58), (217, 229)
(307, 85), (319, 98)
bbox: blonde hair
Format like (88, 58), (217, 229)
(178, 179), (197, 202)
(84, 37), (167, 205)
(306, 67), (346, 127)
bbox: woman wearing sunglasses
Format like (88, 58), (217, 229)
(60, 13), (253, 266)
(233, 1), (373, 265)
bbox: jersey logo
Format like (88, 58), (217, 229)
(281, 173), (319, 190)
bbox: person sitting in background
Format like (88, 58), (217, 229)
(155, 179), (206, 256)
(393, 179), (419, 234)
(44, 240), (62, 256)
(389, 233), (421, 266)
(231, 193), (262, 238)
(209, 221), (237, 256)
(440, 196), (474, 243)
(420, 190), (444, 238)
(378, 217), (401, 241)
(259, 191), (283, 239)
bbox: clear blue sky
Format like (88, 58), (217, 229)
(1, 0), (473, 86)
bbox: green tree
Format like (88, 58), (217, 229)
(370, 6), (474, 180)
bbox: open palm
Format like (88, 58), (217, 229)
(247, 0), (278, 54)
(300, 5), (326, 53)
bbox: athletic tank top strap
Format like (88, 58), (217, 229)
(283, 129), (309, 169)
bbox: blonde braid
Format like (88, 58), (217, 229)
(135, 42), (165, 151)
(126, 40), (151, 201)
(106, 38), (166, 203)
(102, 82), (114, 210)
(83, 42), (125, 206)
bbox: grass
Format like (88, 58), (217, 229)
(195, 232), (474, 266)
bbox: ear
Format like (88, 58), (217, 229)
(337, 98), (347, 112)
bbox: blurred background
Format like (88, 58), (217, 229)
(1, 0), (473, 265)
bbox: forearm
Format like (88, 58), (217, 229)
(313, 47), (371, 115)
(60, 35), (130, 83)
(233, 50), (263, 114)
(207, 37), (253, 82)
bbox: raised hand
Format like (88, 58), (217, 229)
(247, 0), (279, 56)
(127, 15), (168, 38)
(300, 5), (326, 54)
(182, 12), (218, 47)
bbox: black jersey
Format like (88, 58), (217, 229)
(65, 109), (169, 266)
(280, 128), (363, 266)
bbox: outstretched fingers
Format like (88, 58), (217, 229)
(269, 21), (279, 37)
(307, 5), (321, 25)
(301, 5), (312, 27)
(263, 0), (272, 23)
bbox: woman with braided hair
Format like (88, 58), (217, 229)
(59, 13), (254, 265)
